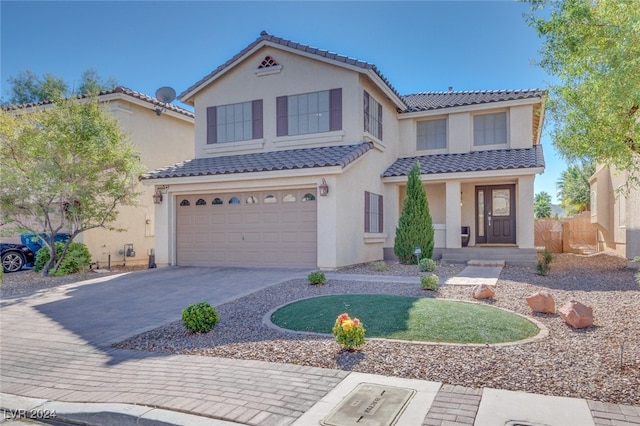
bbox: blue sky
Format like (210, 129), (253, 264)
(1, 1), (563, 202)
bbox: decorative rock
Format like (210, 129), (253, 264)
(558, 300), (593, 329)
(472, 284), (495, 299)
(526, 291), (556, 314)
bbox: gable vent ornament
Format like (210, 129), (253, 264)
(154, 86), (176, 116)
(258, 56), (279, 69)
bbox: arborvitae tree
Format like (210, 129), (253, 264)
(394, 161), (434, 263)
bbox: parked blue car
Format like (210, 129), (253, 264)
(1, 243), (35, 273)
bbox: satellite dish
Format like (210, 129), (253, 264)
(155, 86), (176, 104)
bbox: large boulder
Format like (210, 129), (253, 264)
(472, 284), (495, 300)
(526, 291), (556, 314)
(558, 300), (593, 329)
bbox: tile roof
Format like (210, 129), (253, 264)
(2, 86), (195, 119)
(382, 145), (545, 177)
(141, 142), (373, 180)
(401, 89), (546, 113)
(179, 31), (403, 105)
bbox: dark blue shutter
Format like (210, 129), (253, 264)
(276, 96), (288, 136)
(329, 88), (342, 131)
(378, 194), (384, 232)
(206, 106), (217, 144)
(364, 191), (371, 232)
(377, 102), (383, 140)
(363, 91), (370, 133)
(252, 100), (263, 139)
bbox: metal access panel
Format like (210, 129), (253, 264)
(322, 383), (416, 426)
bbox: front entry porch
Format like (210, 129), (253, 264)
(437, 246), (538, 266)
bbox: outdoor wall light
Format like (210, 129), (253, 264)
(319, 178), (329, 196)
(153, 189), (163, 204)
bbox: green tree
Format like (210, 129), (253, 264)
(534, 191), (553, 218)
(557, 161), (595, 215)
(4, 68), (118, 105)
(527, 0), (640, 185)
(394, 162), (434, 263)
(0, 97), (145, 276)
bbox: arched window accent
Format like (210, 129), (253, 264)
(264, 194), (277, 203)
(283, 193), (296, 203)
(229, 196), (241, 204)
(302, 193), (316, 202)
(258, 55), (279, 69)
(246, 195), (258, 204)
(196, 198), (206, 206)
(212, 198), (223, 205)
(180, 199), (190, 207)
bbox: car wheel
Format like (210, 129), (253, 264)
(2, 251), (25, 273)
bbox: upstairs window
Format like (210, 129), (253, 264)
(365, 191), (383, 233)
(417, 119), (447, 150)
(277, 88), (341, 136)
(207, 100), (263, 144)
(473, 112), (507, 146)
(364, 91), (383, 140)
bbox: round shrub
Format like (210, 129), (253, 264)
(421, 274), (439, 290)
(419, 258), (437, 272)
(34, 241), (91, 276)
(308, 271), (326, 285)
(182, 302), (219, 333)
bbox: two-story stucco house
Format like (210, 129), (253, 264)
(142, 32), (546, 269)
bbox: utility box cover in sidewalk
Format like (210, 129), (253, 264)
(322, 383), (415, 426)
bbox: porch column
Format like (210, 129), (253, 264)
(518, 175), (535, 248)
(154, 191), (172, 266)
(445, 181), (462, 248)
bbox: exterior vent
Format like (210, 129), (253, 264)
(258, 56), (279, 69)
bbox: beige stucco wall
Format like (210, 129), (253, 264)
(590, 163), (640, 259)
(192, 46), (364, 159)
(77, 100), (194, 267)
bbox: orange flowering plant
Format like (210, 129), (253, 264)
(331, 312), (366, 350)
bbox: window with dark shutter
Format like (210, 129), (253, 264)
(277, 89), (341, 136)
(364, 191), (383, 233)
(207, 100), (263, 144)
(363, 91), (383, 140)
(206, 106), (217, 144)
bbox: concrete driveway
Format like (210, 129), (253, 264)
(6, 266), (310, 347)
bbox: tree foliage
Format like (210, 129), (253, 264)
(534, 191), (553, 218)
(527, 0), (640, 185)
(556, 160), (595, 215)
(0, 97), (145, 276)
(394, 162), (434, 263)
(4, 68), (118, 105)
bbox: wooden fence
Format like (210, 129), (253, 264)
(534, 211), (597, 254)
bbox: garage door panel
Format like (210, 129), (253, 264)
(177, 190), (317, 267)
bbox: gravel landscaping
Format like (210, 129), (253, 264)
(3, 254), (638, 405)
(113, 253), (639, 405)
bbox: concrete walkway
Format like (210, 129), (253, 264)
(1, 267), (638, 425)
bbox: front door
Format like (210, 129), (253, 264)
(475, 185), (516, 244)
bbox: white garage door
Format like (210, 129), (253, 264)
(176, 189), (317, 268)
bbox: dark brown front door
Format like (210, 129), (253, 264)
(475, 185), (516, 244)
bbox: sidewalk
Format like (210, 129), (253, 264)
(1, 267), (638, 426)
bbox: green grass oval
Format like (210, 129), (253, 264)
(271, 294), (539, 344)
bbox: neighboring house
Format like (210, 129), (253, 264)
(142, 32), (546, 269)
(2, 87), (195, 268)
(589, 162), (640, 262)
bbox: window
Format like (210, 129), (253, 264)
(417, 119), (447, 150)
(364, 91), (383, 140)
(365, 191), (383, 233)
(246, 196), (258, 204)
(229, 196), (240, 204)
(302, 193), (316, 202)
(207, 100), (263, 144)
(180, 199), (190, 207)
(196, 198), (206, 206)
(212, 198), (223, 205)
(277, 89), (341, 136)
(473, 112), (507, 146)
(283, 193), (296, 203)
(264, 194), (277, 203)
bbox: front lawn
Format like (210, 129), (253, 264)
(270, 294), (539, 344)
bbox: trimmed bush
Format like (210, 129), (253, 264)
(419, 258), (437, 272)
(182, 302), (219, 333)
(421, 274), (439, 290)
(308, 271), (326, 285)
(34, 241), (91, 276)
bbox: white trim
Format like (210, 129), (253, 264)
(274, 130), (345, 148)
(363, 133), (386, 151)
(382, 167), (544, 183)
(203, 139), (265, 154)
(364, 233), (386, 244)
(255, 64), (283, 76)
